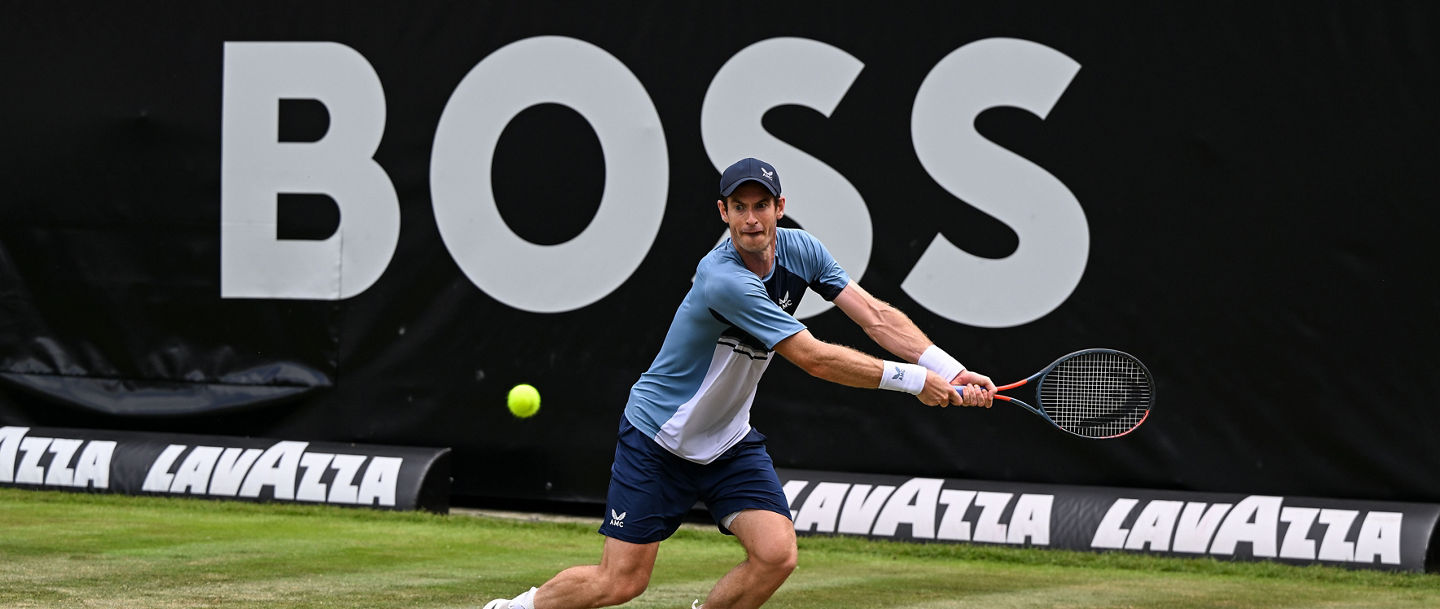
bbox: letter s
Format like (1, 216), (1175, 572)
(907, 38), (1085, 328)
(701, 38), (869, 320)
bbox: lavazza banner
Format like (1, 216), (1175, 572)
(777, 469), (1440, 573)
(0, 426), (452, 512)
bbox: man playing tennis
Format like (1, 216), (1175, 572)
(486, 158), (995, 609)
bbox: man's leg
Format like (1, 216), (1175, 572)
(699, 509), (798, 609)
(523, 536), (659, 609)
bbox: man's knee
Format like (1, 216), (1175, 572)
(600, 570), (650, 605)
(750, 539), (798, 576)
(594, 536), (659, 605)
(730, 510), (799, 576)
(604, 573), (650, 604)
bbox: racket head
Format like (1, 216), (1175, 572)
(1031, 348), (1155, 439)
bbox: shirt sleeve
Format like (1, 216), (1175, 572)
(705, 269), (807, 350)
(791, 230), (851, 301)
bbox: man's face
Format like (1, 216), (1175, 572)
(717, 181), (786, 257)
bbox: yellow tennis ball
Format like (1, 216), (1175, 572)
(507, 384), (540, 418)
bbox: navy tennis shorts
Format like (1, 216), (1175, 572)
(598, 416), (792, 544)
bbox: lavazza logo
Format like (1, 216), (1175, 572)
(0, 427), (115, 489)
(142, 440), (404, 507)
(782, 477), (1052, 545)
(0, 427), (403, 508)
(1092, 495), (1403, 565)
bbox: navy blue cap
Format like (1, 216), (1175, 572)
(719, 157), (781, 197)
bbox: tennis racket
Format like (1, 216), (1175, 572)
(958, 348), (1154, 439)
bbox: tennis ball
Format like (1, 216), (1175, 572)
(507, 384), (540, 418)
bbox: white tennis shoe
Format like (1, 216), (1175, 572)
(483, 586), (537, 609)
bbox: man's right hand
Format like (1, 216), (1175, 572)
(916, 370), (965, 408)
(952, 370), (995, 408)
(916, 370), (994, 408)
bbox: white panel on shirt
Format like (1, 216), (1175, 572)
(655, 341), (772, 464)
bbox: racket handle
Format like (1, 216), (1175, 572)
(953, 386), (1009, 397)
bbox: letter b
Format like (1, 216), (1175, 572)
(221, 42), (399, 299)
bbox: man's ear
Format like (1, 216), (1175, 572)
(775, 195), (786, 220)
(716, 198), (728, 221)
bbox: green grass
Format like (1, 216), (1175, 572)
(1, 488), (1437, 608)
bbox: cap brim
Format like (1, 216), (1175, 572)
(719, 177), (780, 197)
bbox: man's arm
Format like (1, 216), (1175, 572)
(830, 282), (996, 405)
(772, 329), (961, 407)
(831, 282), (933, 363)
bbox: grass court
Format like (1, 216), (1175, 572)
(2, 488), (1437, 608)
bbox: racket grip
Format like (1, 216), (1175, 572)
(954, 385), (1008, 400)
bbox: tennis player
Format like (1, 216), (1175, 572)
(486, 158), (995, 609)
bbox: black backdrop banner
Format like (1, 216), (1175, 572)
(2, 3), (1438, 506)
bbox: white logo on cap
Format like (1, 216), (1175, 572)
(761, 167), (774, 180)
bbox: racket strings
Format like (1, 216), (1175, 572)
(1038, 351), (1153, 438)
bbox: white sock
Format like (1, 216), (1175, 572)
(510, 587), (537, 609)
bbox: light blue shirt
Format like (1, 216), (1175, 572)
(624, 228), (851, 463)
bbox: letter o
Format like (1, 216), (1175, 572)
(431, 36), (668, 313)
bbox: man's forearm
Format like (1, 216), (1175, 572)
(832, 282), (934, 363)
(861, 303), (933, 363)
(775, 330), (899, 389)
(775, 329), (955, 401)
(797, 340), (886, 388)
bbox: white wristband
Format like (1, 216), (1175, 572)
(879, 361), (927, 395)
(918, 345), (965, 381)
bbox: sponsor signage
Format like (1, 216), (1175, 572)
(0, 426), (451, 512)
(777, 468), (1440, 572)
(217, 36), (1086, 329)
